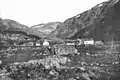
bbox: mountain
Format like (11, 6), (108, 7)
(1, 0), (120, 42)
(26, 22), (63, 41)
(52, 0), (120, 42)
(0, 18), (64, 43)
(0, 18), (48, 39)
(30, 22), (62, 34)
(0, 19), (28, 32)
(0, 18), (9, 30)
(4, 19), (28, 31)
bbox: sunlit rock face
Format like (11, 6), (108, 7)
(52, 0), (120, 42)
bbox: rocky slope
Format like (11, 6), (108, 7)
(52, 0), (120, 42)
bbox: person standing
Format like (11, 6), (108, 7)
(43, 39), (51, 54)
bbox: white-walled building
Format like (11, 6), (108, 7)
(43, 40), (49, 46)
(64, 39), (76, 45)
(83, 39), (94, 45)
(35, 41), (41, 46)
(36, 43), (41, 46)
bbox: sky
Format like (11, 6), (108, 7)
(0, 0), (108, 26)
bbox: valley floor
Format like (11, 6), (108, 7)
(0, 41), (120, 80)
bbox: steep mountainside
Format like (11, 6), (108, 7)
(52, 0), (120, 42)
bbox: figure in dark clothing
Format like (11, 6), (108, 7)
(47, 46), (56, 55)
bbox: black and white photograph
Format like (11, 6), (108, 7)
(0, 0), (120, 80)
